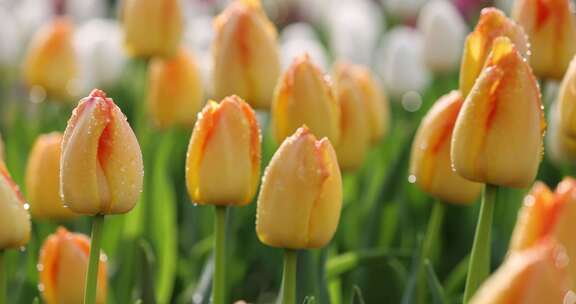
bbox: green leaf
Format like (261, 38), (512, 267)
(425, 260), (446, 304)
(350, 286), (366, 304)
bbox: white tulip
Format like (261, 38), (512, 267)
(417, 0), (467, 72)
(0, 6), (23, 66)
(280, 23), (328, 71)
(184, 15), (213, 96)
(382, 0), (426, 19)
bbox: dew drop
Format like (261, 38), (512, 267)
(408, 175), (416, 184)
(524, 195), (535, 207)
(37, 263), (44, 272)
(19, 246), (26, 252)
(38, 283), (45, 292)
(564, 290), (576, 304)
(23, 203), (30, 210)
(554, 245), (570, 269)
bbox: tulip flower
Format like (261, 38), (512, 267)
(0, 161), (30, 250)
(508, 178), (576, 288)
(61, 89), (144, 215)
(121, 0), (183, 58)
(186, 95), (260, 304)
(470, 241), (571, 304)
(333, 62), (371, 171)
(26, 132), (76, 220)
(256, 126), (342, 249)
(212, 0), (281, 109)
(452, 36), (544, 188)
(0, 134), (4, 161)
(271, 54), (340, 144)
(410, 91), (482, 204)
(186, 95), (261, 206)
(459, 7), (529, 98)
(557, 55), (576, 141)
(512, 0), (576, 79)
(256, 126), (342, 304)
(22, 17), (77, 100)
(147, 47), (204, 128)
(39, 227), (107, 304)
(547, 103), (576, 164)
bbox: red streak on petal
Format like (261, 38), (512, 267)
(0, 163), (26, 204)
(535, 0), (552, 29)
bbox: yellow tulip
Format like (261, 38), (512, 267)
(410, 91), (482, 204)
(512, 0), (576, 79)
(548, 105), (576, 163)
(509, 178), (576, 288)
(0, 162), (30, 249)
(470, 241), (571, 304)
(186, 95), (261, 205)
(451, 37), (545, 188)
(26, 133), (76, 220)
(333, 62), (371, 171)
(256, 127), (342, 249)
(39, 227), (107, 304)
(352, 64), (389, 144)
(23, 17), (77, 100)
(460, 8), (529, 98)
(212, 0), (281, 109)
(60, 89), (144, 215)
(558, 55), (576, 139)
(121, 0), (183, 58)
(271, 54), (339, 144)
(147, 47), (204, 128)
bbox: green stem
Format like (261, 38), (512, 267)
(281, 250), (298, 304)
(0, 250), (5, 304)
(84, 215), (105, 304)
(463, 185), (498, 303)
(418, 200), (445, 303)
(213, 206), (227, 304)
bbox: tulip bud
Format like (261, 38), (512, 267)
(0, 162), (30, 249)
(122, 0), (183, 58)
(61, 89), (144, 215)
(512, 0), (576, 79)
(333, 63), (371, 171)
(460, 8), (529, 98)
(186, 95), (261, 206)
(558, 55), (576, 139)
(410, 91), (482, 204)
(22, 17), (77, 100)
(39, 227), (107, 304)
(509, 178), (576, 288)
(147, 47), (204, 129)
(212, 0), (281, 109)
(451, 37), (544, 188)
(26, 133), (76, 220)
(256, 127), (342, 249)
(470, 241), (571, 304)
(271, 54), (339, 144)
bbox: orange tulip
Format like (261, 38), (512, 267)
(512, 0), (576, 79)
(470, 241), (572, 304)
(39, 227), (107, 304)
(212, 0), (281, 109)
(410, 91), (482, 204)
(147, 47), (204, 128)
(0, 162), (30, 249)
(61, 89), (144, 215)
(256, 127), (342, 249)
(122, 0), (183, 58)
(271, 54), (339, 144)
(351, 64), (389, 144)
(186, 95), (261, 205)
(26, 133), (77, 220)
(558, 55), (576, 140)
(451, 37), (544, 188)
(23, 17), (77, 100)
(332, 62), (371, 171)
(459, 8), (529, 98)
(509, 178), (576, 288)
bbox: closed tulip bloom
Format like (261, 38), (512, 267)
(460, 8), (529, 98)
(256, 127), (342, 249)
(333, 63), (371, 171)
(0, 162), (30, 249)
(23, 17), (77, 100)
(547, 102), (576, 164)
(122, 0), (183, 58)
(512, 0), (576, 79)
(39, 227), (107, 304)
(212, 0), (281, 109)
(186, 95), (261, 205)
(509, 178), (576, 286)
(451, 37), (545, 188)
(470, 241), (571, 304)
(558, 56), (576, 139)
(147, 48), (204, 128)
(410, 91), (482, 204)
(271, 54), (339, 144)
(26, 133), (76, 220)
(61, 89), (144, 215)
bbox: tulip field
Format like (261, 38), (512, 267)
(2, 0), (576, 303)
